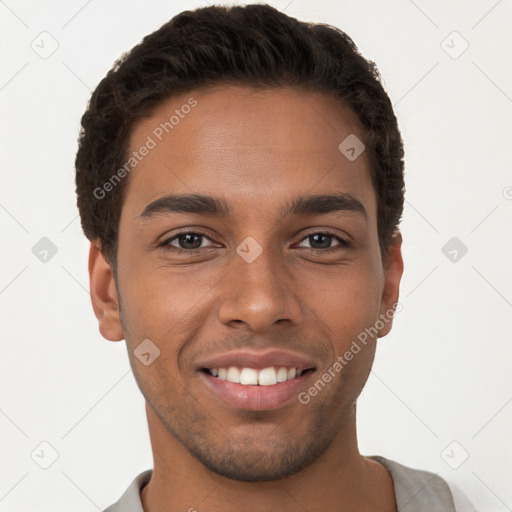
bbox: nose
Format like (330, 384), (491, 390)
(217, 241), (304, 333)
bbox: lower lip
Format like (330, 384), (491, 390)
(199, 370), (315, 411)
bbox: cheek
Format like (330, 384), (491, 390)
(118, 263), (226, 389)
(302, 261), (383, 340)
(120, 262), (214, 333)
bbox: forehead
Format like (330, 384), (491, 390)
(122, 85), (376, 222)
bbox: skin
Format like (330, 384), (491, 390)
(89, 85), (403, 511)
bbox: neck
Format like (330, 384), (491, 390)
(140, 402), (396, 512)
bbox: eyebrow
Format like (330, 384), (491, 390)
(139, 192), (367, 222)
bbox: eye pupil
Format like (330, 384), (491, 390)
(310, 234), (330, 249)
(179, 233), (202, 249)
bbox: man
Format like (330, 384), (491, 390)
(75, 4), (472, 511)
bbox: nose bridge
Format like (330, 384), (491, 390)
(218, 235), (303, 331)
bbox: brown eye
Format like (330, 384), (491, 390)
(159, 231), (216, 253)
(296, 231), (350, 252)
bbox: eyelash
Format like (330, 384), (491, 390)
(158, 229), (351, 255)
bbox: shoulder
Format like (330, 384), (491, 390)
(102, 469), (153, 512)
(368, 455), (459, 511)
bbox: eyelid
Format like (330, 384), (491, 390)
(296, 229), (350, 247)
(158, 229), (218, 249)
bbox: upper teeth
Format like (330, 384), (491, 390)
(209, 366), (301, 386)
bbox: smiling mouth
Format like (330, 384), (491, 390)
(201, 366), (316, 386)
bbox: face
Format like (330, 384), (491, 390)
(90, 85), (403, 482)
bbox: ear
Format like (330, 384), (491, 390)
(88, 241), (124, 341)
(378, 230), (404, 338)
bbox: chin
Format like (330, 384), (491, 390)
(185, 428), (333, 483)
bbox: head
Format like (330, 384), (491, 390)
(77, 4), (404, 482)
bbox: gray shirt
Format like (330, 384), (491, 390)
(103, 455), (465, 511)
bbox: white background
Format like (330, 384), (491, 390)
(1, 0), (511, 510)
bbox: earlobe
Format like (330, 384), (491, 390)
(378, 231), (404, 338)
(88, 241), (124, 342)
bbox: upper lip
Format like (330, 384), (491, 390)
(195, 349), (317, 372)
